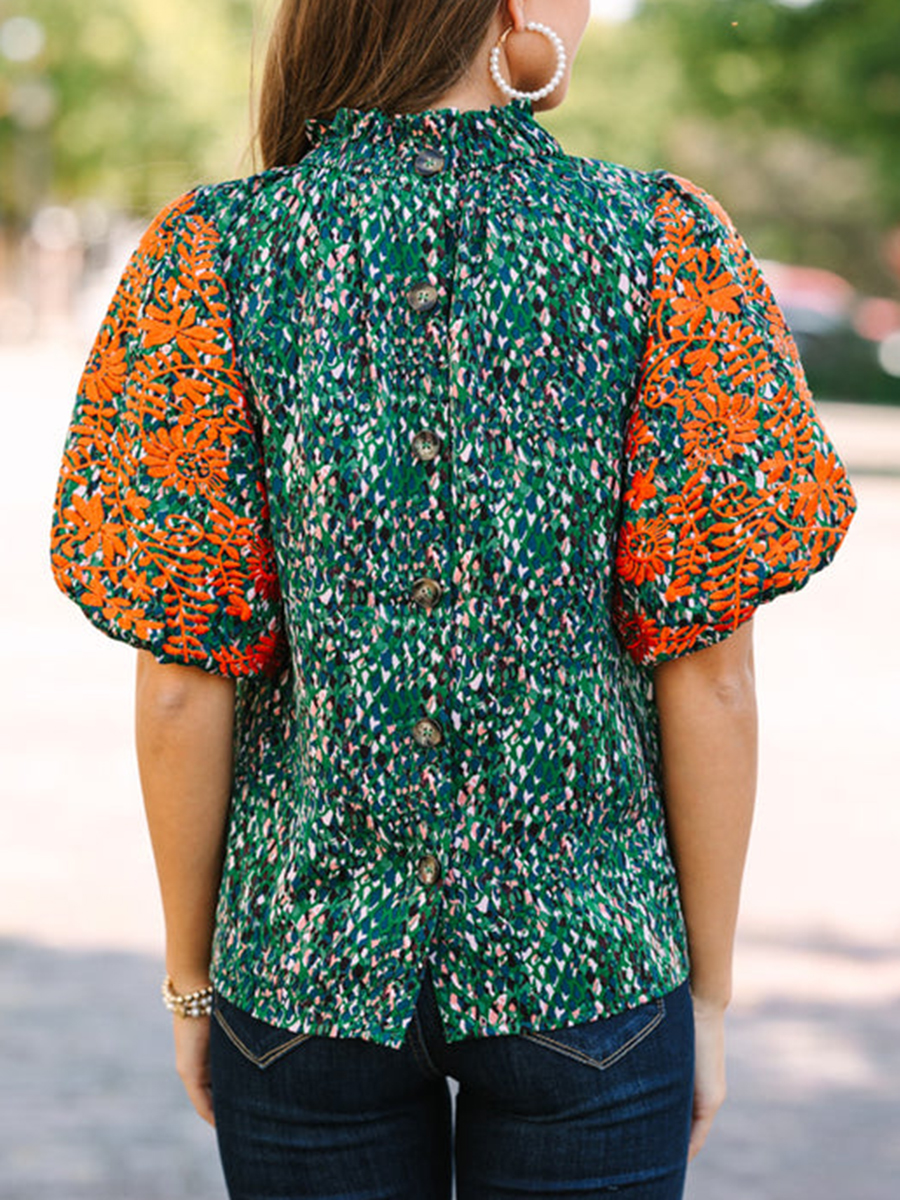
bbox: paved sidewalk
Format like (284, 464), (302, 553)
(1, 339), (898, 1198)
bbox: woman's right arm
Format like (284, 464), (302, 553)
(652, 618), (758, 1159)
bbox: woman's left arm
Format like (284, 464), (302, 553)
(134, 649), (236, 1125)
(652, 619), (758, 1159)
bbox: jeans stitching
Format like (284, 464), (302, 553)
(408, 1012), (444, 1080)
(520, 996), (666, 1071)
(213, 1006), (312, 1069)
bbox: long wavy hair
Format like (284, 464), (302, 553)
(257, 0), (502, 168)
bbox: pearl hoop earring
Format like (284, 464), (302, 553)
(489, 21), (567, 103)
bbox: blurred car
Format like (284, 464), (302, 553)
(762, 260), (900, 405)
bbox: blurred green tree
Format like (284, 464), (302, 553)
(598, 0), (900, 292)
(0, 0), (257, 229)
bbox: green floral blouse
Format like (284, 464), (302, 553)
(51, 98), (856, 1047)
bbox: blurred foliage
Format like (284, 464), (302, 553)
(1, 0), (898, 296)
(0, 0), (259, 227)
(543, 0), (900, 295)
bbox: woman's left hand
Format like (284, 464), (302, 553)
(173, 1014), (215, 1126)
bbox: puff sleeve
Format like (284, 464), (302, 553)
(50, 190), (286, 676)
(612, 172), (857, 668)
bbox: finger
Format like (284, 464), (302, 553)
(183, 1077), (216, 1127)
(173, 1015), (214, 1125)
(688, 1087), (726, 1162)
(177, 1058), (215, 1126)
(688, 1111), (715, 1161)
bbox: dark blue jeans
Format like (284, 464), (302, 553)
(209, 968), (694, 1200)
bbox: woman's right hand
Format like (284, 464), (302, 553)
(689, 996), (727, 1160)
(173, 1014), (216, 1126)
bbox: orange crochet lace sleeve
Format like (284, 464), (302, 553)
(50, 190), (285, 677)
(612, 172), (857, 668)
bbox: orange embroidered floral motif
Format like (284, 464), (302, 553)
(82, 338), (127, 408)
(59, 493), (126, 564)
(669, 248), (743, 335)
(792, 448), (845, 523)
(616, 516), (672, 585)
(613, 174), (857, 666)
(681, 392), (759, 466)
(611, 601), (661, 665)
(247, 533), (282, 602)
(171, 375), (217, 414)
(655, 623), (704, 660)
(212, 629), (287, 678)
(140, 283), (228, 363)
(49, 190), (285, 678)
(89, 590), (159, 640)
(624, 413), (654, 455)
(623, 462), (657, 510)
(143, 425), (230, 497)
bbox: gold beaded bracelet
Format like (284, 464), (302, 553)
(161, 975), (214, 1018)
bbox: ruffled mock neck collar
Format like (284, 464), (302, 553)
(304, 97), (561, 167)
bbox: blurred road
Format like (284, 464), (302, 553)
(1, 337), (899, 1199)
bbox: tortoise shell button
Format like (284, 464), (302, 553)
(411, 577), (443, 609)
(412, 429), (441, 462)
(413, 149), (446, 178)
(417, 853), (441, 886)
(407, 281), (440, 313)
(412, 717), (444, 748)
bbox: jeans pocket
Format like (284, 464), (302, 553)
(520, 993), (667, 1072)
(212, 991), (313, 1070)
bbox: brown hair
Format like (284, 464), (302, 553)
(257, 0), (502, 169)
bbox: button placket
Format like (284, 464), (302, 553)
(403, 134), (457, 907)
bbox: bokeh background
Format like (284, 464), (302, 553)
(1, 1), (898, 1197)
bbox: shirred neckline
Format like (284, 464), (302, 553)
(304, 97), (562, 165)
